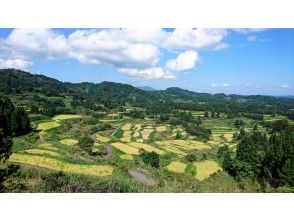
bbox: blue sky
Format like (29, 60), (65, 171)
(0, 28), (293, 95)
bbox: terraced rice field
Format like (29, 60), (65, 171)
(111, 142), (140, 155)
(194, 160), (223, 181)
(133, 131), (140, 138)
(37, 121), (60, 131)
(141, 128), (153, 140)
(96, 134), (110, 143)
(223, 133), (233, 142)
(192, 111), (205, 117)
(120, 131), (131, 142)
(128, 142), (164, 155)
(168, 140), (211, 150)
(167, 161), (187, 173)
(134, 124), (141, 130)
(121, 123), (132, 131)
(59, 138), (78, 146)
(120, 154), (134, 160)
(155, 141), (187, 156)
(264, 114), (287, 122)
(91, 143), (105, 153)
(9, 153), (113, 177)
(156, 125), (168, 132)
(52, 114), (82, 121)
(22, 148), (60, 157)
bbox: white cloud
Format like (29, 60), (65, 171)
(117, 67), (175, 80)
(166, 50), (199, 72)
(247, 35), (257, 42)
(0, 58), (32, 70)
(281, 84), (292, 88)
(6, 29), (69, 60)
(1, 28), (230, 80)
(233, 29), (268, 34)
(163, 28), (228, 50)
(211, 83), (230, 87)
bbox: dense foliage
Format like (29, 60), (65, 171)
(0, 96), (31, 190)
(1, 69), (294, 119)
(219, 125), (294, 188)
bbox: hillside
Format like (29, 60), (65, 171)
(0, 68), (294, 192)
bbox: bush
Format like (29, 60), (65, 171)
(42, 171), (69, 192)
(185, 153), (197, 162)
(79, 136), (94, 149)
(186, 123), (211, 140)
(140, 151), (160, 168)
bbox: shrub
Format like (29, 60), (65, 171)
(79, 136), (94, 149)
(140, 151), (160, 168)
(185, 153), (197, 162)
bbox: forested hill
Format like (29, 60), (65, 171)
(0, 68), (294, 118)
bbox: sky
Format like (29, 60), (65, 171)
(0, 28), (293, 96)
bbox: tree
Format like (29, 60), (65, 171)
(0, 131), (12, 160)
(234, 119), (245, 129)
(140, 151), (160, 168)
(204, 111), (209, 118)
(186, 123), (211, 140)
(30, 104), (39, 114)
(79, 136), (94, 150)
(186, 152), (197, 162)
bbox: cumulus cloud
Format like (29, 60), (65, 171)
(247, 35), (257, 42)
(281, 84), (292, 88)
(163, 28), (228, 51)
(211, 83), (230, 87)
(0, 58), (32, 70)
(233, 29), (268, 34)
(0, 28), (230, 80)
(117, 67), (175, 80)
(166, 50), (199, 72)
(6, 29), (69, 60)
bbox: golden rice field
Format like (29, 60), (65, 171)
(128, 142), (164, 155)
(121, 123), (132, 131)
(155, 141), (187, 156)
(9, 153), (113, 177)
(96, 134), (110, 143)
(111, 142), (140, 155)
(52, 114), (82, 121)
(37, 121), (60, 131)
(141, 128), (153, 140)
(223, 133), (233, 142)
(165, 140), (211, 150)
(156, 125), (167, 132)
(133, 131), (140, 138)
(194, 160), (223, 181)
(208, 139), (222, 146)
(120, 130), (132, 142)
(23, 148), (60, 157)
(59, 138), (78, 146)
(134, 124), (141, 130)
(91, 143), (102, 153)
(167, 161), (187, 173)
(120, 154), (134, 160)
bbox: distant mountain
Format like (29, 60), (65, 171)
(278, 95), (294, 100)
(137, 86), (157, 91)
(1, 68), (294, 115)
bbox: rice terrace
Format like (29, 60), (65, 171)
(0, 28), (294, 193)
